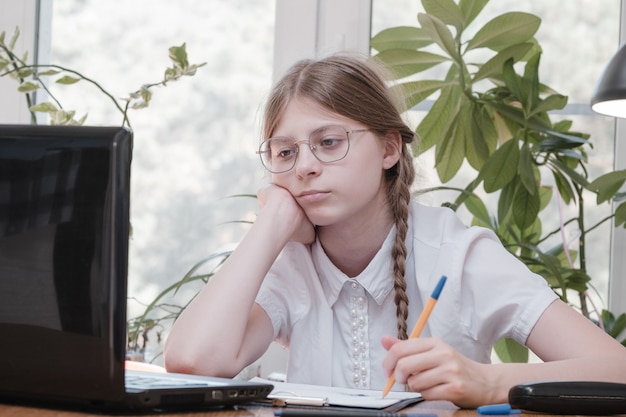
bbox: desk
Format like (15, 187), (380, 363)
(0, 401), (621, 417)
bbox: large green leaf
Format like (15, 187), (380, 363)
(538, 185), (553, 211)
(537, 131), (589, 151)
(551, 168), (574, 205)
(501, 59), (526, 108)
(395, 79), (450, 110)
(564, 269), (592, 293)
(466, 12), (541, 52)
(459, 0), (489, 29)
(418, 13), (461, 63)
(521, 53), (540, 115)
(465, 193), (493, 228)
(415, 85), (461, 153)
(466, 103), (495, 171)
(472, 43), (534, 83)
(530, 94), (568, 116)
(375, 49), (449, 79)
(481, 139), (520, 192)
(549, 158), (590, 188)
(487, 101), (549, 131)
(497, 181), (514, 225)
(422, 0), (465, 33)
(436, 107), (468, 182)
(371, 26), (434, 52)
(518, 143), (536, 195)
(602, 310), (626, 339)
(512, 178), (540, 230)
(587, 170), (626, 204)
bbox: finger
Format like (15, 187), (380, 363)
(390, 339), (450, 383)
(382, 337), (433, 379)
(409, 373), (472, 408)
(381, 335), (400, 351)
(380, 336), (402, 377)
(402, 349), (469, 397)
(388, 337), (439, 360)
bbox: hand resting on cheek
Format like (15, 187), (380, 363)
(258, 183), (316, 245)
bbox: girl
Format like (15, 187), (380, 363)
(164, 53), (626, 408)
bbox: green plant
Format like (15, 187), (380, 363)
(371, 0), (626, 359)
(0, 27), (204, 128)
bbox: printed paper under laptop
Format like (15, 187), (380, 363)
(0, 124), (273, 410)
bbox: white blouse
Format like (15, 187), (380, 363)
(255, 201), (558, 391)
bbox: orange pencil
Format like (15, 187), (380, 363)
(381, 275), (447, 398)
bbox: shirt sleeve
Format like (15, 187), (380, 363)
(410, 203), (559, 360)
(255, 242), (317, 347)
(460, 233), (559, 345)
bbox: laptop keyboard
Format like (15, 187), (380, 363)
(126, 373), (220, 389)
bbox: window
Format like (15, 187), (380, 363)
(47, 0), (276, 353)
(372, 0), (624, 316)
(2, 0), (625, 370)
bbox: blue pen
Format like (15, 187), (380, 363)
(477, 403), (521, 415)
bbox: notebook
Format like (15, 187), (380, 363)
(0, 124), (273, 411)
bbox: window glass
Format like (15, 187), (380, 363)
(50, 0), (274, 358)
(372, 1), (619, 308)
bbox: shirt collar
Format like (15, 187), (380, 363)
(312, 226), (397, 307)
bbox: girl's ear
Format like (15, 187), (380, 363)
(382, 131), (403, 169)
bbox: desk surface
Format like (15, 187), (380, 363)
(0, 400), (621, 417)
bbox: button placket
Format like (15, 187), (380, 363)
(349, 281), (369, 388)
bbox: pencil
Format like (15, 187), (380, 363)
(381, 275), (447, 398)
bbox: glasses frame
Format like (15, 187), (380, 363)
(256, 125), (370, 174)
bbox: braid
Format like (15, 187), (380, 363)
(387, 148), (415, 340)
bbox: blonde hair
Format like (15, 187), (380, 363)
(263, 53), (416, 340)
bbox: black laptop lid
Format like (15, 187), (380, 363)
(0, 125), (132, 403)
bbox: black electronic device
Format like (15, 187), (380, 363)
(509, 381), (626, 415)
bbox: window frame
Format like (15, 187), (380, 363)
(610, 2), (626, 317)
(3, 0), (625, 316)
(0, 0), (51, 124)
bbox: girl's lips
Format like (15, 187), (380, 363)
(297, 190), (329, 203)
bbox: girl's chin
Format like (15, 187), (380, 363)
(304, 210), (346, 228)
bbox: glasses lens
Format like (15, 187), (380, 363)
(259, 138), (297, 173)
(309, 126), (349, 163)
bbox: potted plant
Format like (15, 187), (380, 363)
(371, 0), (626, 360)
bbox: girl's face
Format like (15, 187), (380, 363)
(270, 97), (401, 228)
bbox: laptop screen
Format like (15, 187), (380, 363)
(0, 125), (132, 402)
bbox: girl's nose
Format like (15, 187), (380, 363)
(294, 142), (321, 177)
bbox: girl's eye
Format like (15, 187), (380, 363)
(319, 136), (343, 148)
(276, 147), (296, 159)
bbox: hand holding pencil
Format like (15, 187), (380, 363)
(381, 275), (447, 398)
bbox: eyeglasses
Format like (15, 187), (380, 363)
(257, 125), (369, 173)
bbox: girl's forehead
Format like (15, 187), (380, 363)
(274, 97), (355, 132)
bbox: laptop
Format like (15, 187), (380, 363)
(0, 124), (273, 411)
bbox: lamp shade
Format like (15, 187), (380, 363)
(592, 43), (626, 118)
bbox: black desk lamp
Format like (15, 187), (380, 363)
(592, 43), (626, 118)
